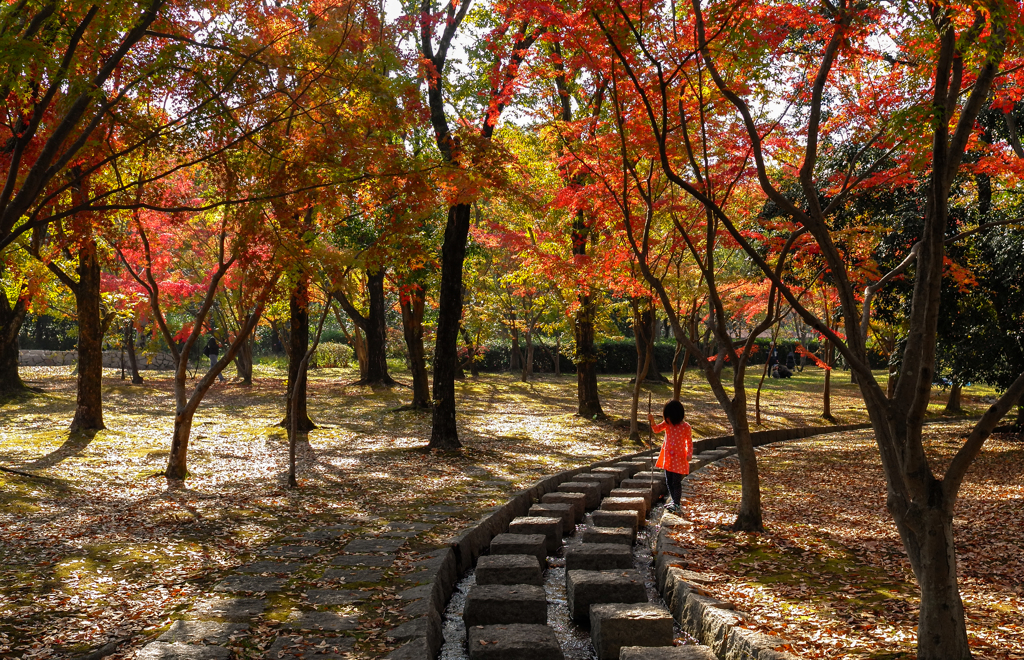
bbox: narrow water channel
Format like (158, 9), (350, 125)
(438, 498), (683, 659)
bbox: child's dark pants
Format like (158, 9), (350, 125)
(664, 470), (684, 505)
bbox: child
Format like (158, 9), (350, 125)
(647, 400), (692, 512)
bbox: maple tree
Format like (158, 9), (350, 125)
(583, 0), (1024, 655)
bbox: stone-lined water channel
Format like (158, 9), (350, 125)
(437, 464), (693, 660)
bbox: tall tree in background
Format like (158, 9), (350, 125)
(420, 0), (544, 448)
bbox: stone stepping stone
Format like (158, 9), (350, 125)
(633, 471), (665, 482)
(591, 510), (639, 533)
(285, 611), (360, 631)
(575, 472), (616, 496)
(620, 646), (717, 660)
(265, 635), (355, 659)
(592, 466), (630, 484)
(305, 588), (364, 605)
(467, 624), (564, 660)
(507, 516), (562, 554)
(590, 603), (673, 660)
(565, 544), (634, 572)
(343, 538), (406, 553)
(566, 569), (647, 623)
(386, 522), (435, 531)
(581, 527), (633, 546)
(321, 568), (383, 583)
(613, 461), (645, 477)
(330, 554), (394, 568)
(137, 642), (229, 659)
(528, 503), (574, 532)
(475, 554), (543, 586)
(214, 575), (284, 593)
(490, 533), (546, 565)
(557, 481), (601, 510)
(540, 492), (586, 522)
(620, 478), (667, 498)
(263, 545), (322, 558)
(610, 488), (653, 509)
(600, 497), (647, 525)
(157, 620), (248, 644)
(417, 514), (451, 522)
(236, 561), (304, 574)
(189, 598), (266, 621)
(463, 584), (548, 627)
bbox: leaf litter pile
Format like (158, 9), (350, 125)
(671, 424), (1024, 659)
(0, 364), (1006, 658)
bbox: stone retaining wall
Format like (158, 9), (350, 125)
(18, 349), (176, 370)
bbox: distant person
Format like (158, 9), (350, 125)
(786, 351), (796, 371)
(647, 400), (693, 514)
(203, 335), (226, 382)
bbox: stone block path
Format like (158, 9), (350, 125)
(133, 506), (460, 658)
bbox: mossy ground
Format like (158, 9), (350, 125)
(0, 361), (1005, 658)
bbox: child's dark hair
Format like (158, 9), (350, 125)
(663, 400), (685, 425)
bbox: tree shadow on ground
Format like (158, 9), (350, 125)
(20, 430), (98, 470)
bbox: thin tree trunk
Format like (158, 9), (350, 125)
(281, 281), (315, 432)
(944, 382), (963, 413)
(630, 328), (653, 444)
(636, 305), (667, 382)
(363, 268), (394, 385)
(822, 341), (835, 421)
(728, 391), (763, 531)
(352, 324), (368, 379)
(554, 334), (561, 376)
(0, 286), (27, 396)
(575, 292), (604, 417)
(521, 327), (534, 382)
(288, 300), (330, 488)
(400, 284), (430, 409)
(428, 203), (471, 450)
(125, 322), (144, 384)
(509, 318), (522, 372)
(70, 236), (105, 432)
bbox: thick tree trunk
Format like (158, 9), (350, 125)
(125, 322), (144, 385)
(363, 268), (394, 385)
(70, 237), (105, 432)
(234, 333), (253, 385)
(890, 495), (970, 659)
(429, 203), (471, 450)
(575, 293), (604, 418)
(0, 287), (27, 396)
(166, 413), (194, 480)
(281, 282), (315, 432)
(400, 284), (431, 409)
(636, 305), (667, 382)
(944, 382), (963, 413)
(728, 389), (764, 531)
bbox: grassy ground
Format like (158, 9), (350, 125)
(0, 361), (1003, 658)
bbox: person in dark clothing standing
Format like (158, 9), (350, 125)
(203, 335), (226, 382)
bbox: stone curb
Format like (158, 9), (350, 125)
(651, 423), (870, 660)
(385, 447), (654, 659)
